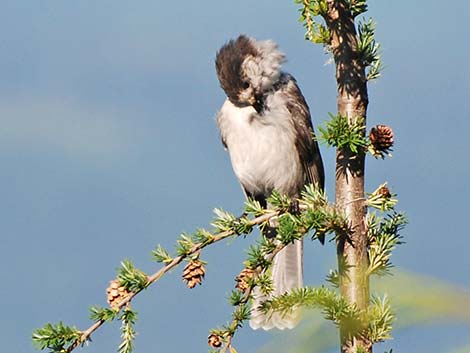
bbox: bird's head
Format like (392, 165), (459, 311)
(215, 35), (285, 111)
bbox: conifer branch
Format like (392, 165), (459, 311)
(367, 212), (407, 276)
(32, 322), (82, 352)
(118, 307), (137, 353)
(319, 113), (367, 153)
(366, 183), (397, 212)
(295, 0), (331, 45)
(211, 192), (334, 352)
(260, 289), (395, 347)
(366, 295), (394, 343)
(260, 286), (360, 326)
(33, 184), (344, 353)
(33, 209), (280, 353)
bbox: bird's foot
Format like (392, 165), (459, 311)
(289, 199), (301, 215)
(261, 224), (277, 239)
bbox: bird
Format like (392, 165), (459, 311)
(215, 35), (325, 330)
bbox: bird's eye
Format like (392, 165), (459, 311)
(242, 81), (250, 89)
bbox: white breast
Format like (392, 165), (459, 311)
(217, 98), (303, 196)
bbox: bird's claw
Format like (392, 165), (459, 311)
(289, 199), (301, 215)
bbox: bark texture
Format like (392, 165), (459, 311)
(325, 1), (370, 352)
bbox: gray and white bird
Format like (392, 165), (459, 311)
(215, 35), (324, 330)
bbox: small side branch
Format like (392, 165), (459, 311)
(62, 211), (278, 353)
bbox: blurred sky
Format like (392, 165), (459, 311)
(1, 1), (469, 353)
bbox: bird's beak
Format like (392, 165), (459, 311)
(253, 94), (264, 114)
(247, 96), (257, 106)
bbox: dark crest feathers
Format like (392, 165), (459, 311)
(215, 35), (257, 105)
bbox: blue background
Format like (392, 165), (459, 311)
(1, 1), (469, 352)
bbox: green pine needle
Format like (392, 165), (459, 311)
(300, 184), (328, 208)
(117, 260), (149, 293)
(246, 243), (272, 270)
(232, 216), (254, 235)
(326, 269), (340, 288)
(277, 214), (304, 244)
(175, 232), (195, 256)
(260, 286), (360, 326)
(89, 306), (119, 322)
(232, 304), (251, 326)
(357, 18), (383, 80)
(151, 245), (173, 264)
(318, 113), (367, 153)
(211, 208), (237, 233)
(298, 185), (348, 243)
(255, 273), (274, 296)
(368, 212), (407, 276)
(346, 0), (368, 17)
(244, 198), (265, 217)
(32, 322), (82, 352)
(367, 57), (384, 81)
(258, 237), (278, 256)
(229, 290), (245, 306)
(267, 191), (291, 211)
(192, 228), (214, 244)
(367, 295), (395, 342)
(310, 23), (331, 44)
(295, 0), (330, 44)
(119, 308), (137, 353)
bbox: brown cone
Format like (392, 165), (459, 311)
(235, 268), (255, 292)
(377, 185), (391, 199)
(182, 260), (206, 289)
(369, 125), (394, 150)
(106, 279), (131, 309)
(208, 333), (223, 348)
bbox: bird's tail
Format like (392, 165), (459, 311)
(249, 239), (303, 330)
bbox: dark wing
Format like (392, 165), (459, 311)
(283, 74), (325, 190)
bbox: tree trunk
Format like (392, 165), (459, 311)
(325, 1), (370, 352)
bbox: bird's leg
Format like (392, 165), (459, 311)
(261, 223), (277, 239)
(289, 198), (301, 215)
